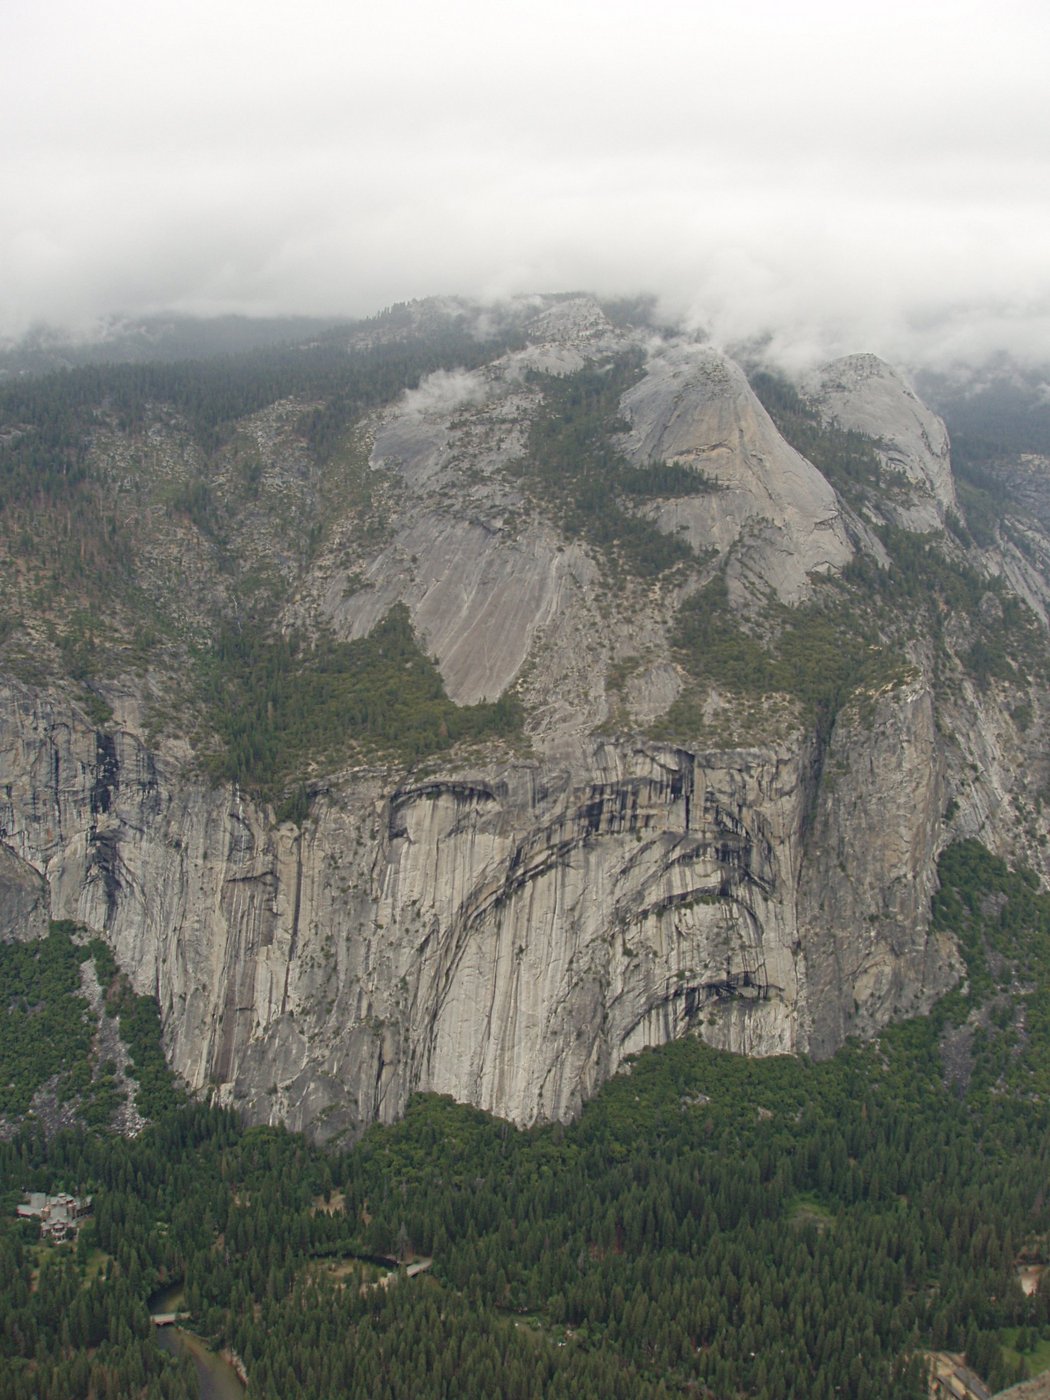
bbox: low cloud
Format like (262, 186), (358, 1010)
(3, 0), (1048, 371)
(400, 369), (490, 418)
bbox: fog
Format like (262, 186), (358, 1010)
(3, 0), (1048, 368)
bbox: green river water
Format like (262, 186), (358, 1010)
(154, 1325), (245, 1399)
(149, 1286), (244, 1399)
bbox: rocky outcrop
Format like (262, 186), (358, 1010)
(0, 669), (961, 1142)
(797, 678), (958, 1055)
(0, 840), (48, 942)
(1, 294), (1044, 1142)
(803, 354), (957, 529)
(620, 343), (854, 602)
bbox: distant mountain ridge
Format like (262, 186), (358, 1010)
(0, 311), (357, 375)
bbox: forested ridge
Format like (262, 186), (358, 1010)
(0, 311), (529, 807)
(3, 842), (1050, 1397)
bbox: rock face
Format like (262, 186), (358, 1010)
(0, 841), (48, 943)
(797, 678), (957, 1056)
(0, 294), (1046, 1141)
(620, 343), (853, 603)
(0, 674), (959, 1139)
(804, 354), (957, 530)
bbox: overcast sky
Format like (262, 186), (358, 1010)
(3, 0), (1048, 367)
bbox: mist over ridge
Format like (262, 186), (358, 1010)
(3, 0), (1048, 374)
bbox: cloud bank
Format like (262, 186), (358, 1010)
(3, 0), (1048, 367)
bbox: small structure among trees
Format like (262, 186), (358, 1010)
(16, 1190), (92, 1242)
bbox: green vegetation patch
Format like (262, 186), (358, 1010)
(787, 1193), (836, 1232)
(949, 441), (1010, 549)
(924, 839), (1050, 1099)
(0, 921), (186, 1134)
(853, 525), (1048, 688)
(103, 977), (184, 1122)
(514, 355), (714, 579)
(1001, 1325), (1050, 1380)
(201, 603), (522, 802)
(654, 572), (904, 744)
(0, 923), (94, 1117)
(656, 518), (1045, 749)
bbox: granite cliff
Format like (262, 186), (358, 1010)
(1, 295), (1047, 1140)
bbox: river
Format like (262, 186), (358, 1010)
(149, 1285), (245, 1399)
(155, 1325), (245, 1399)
